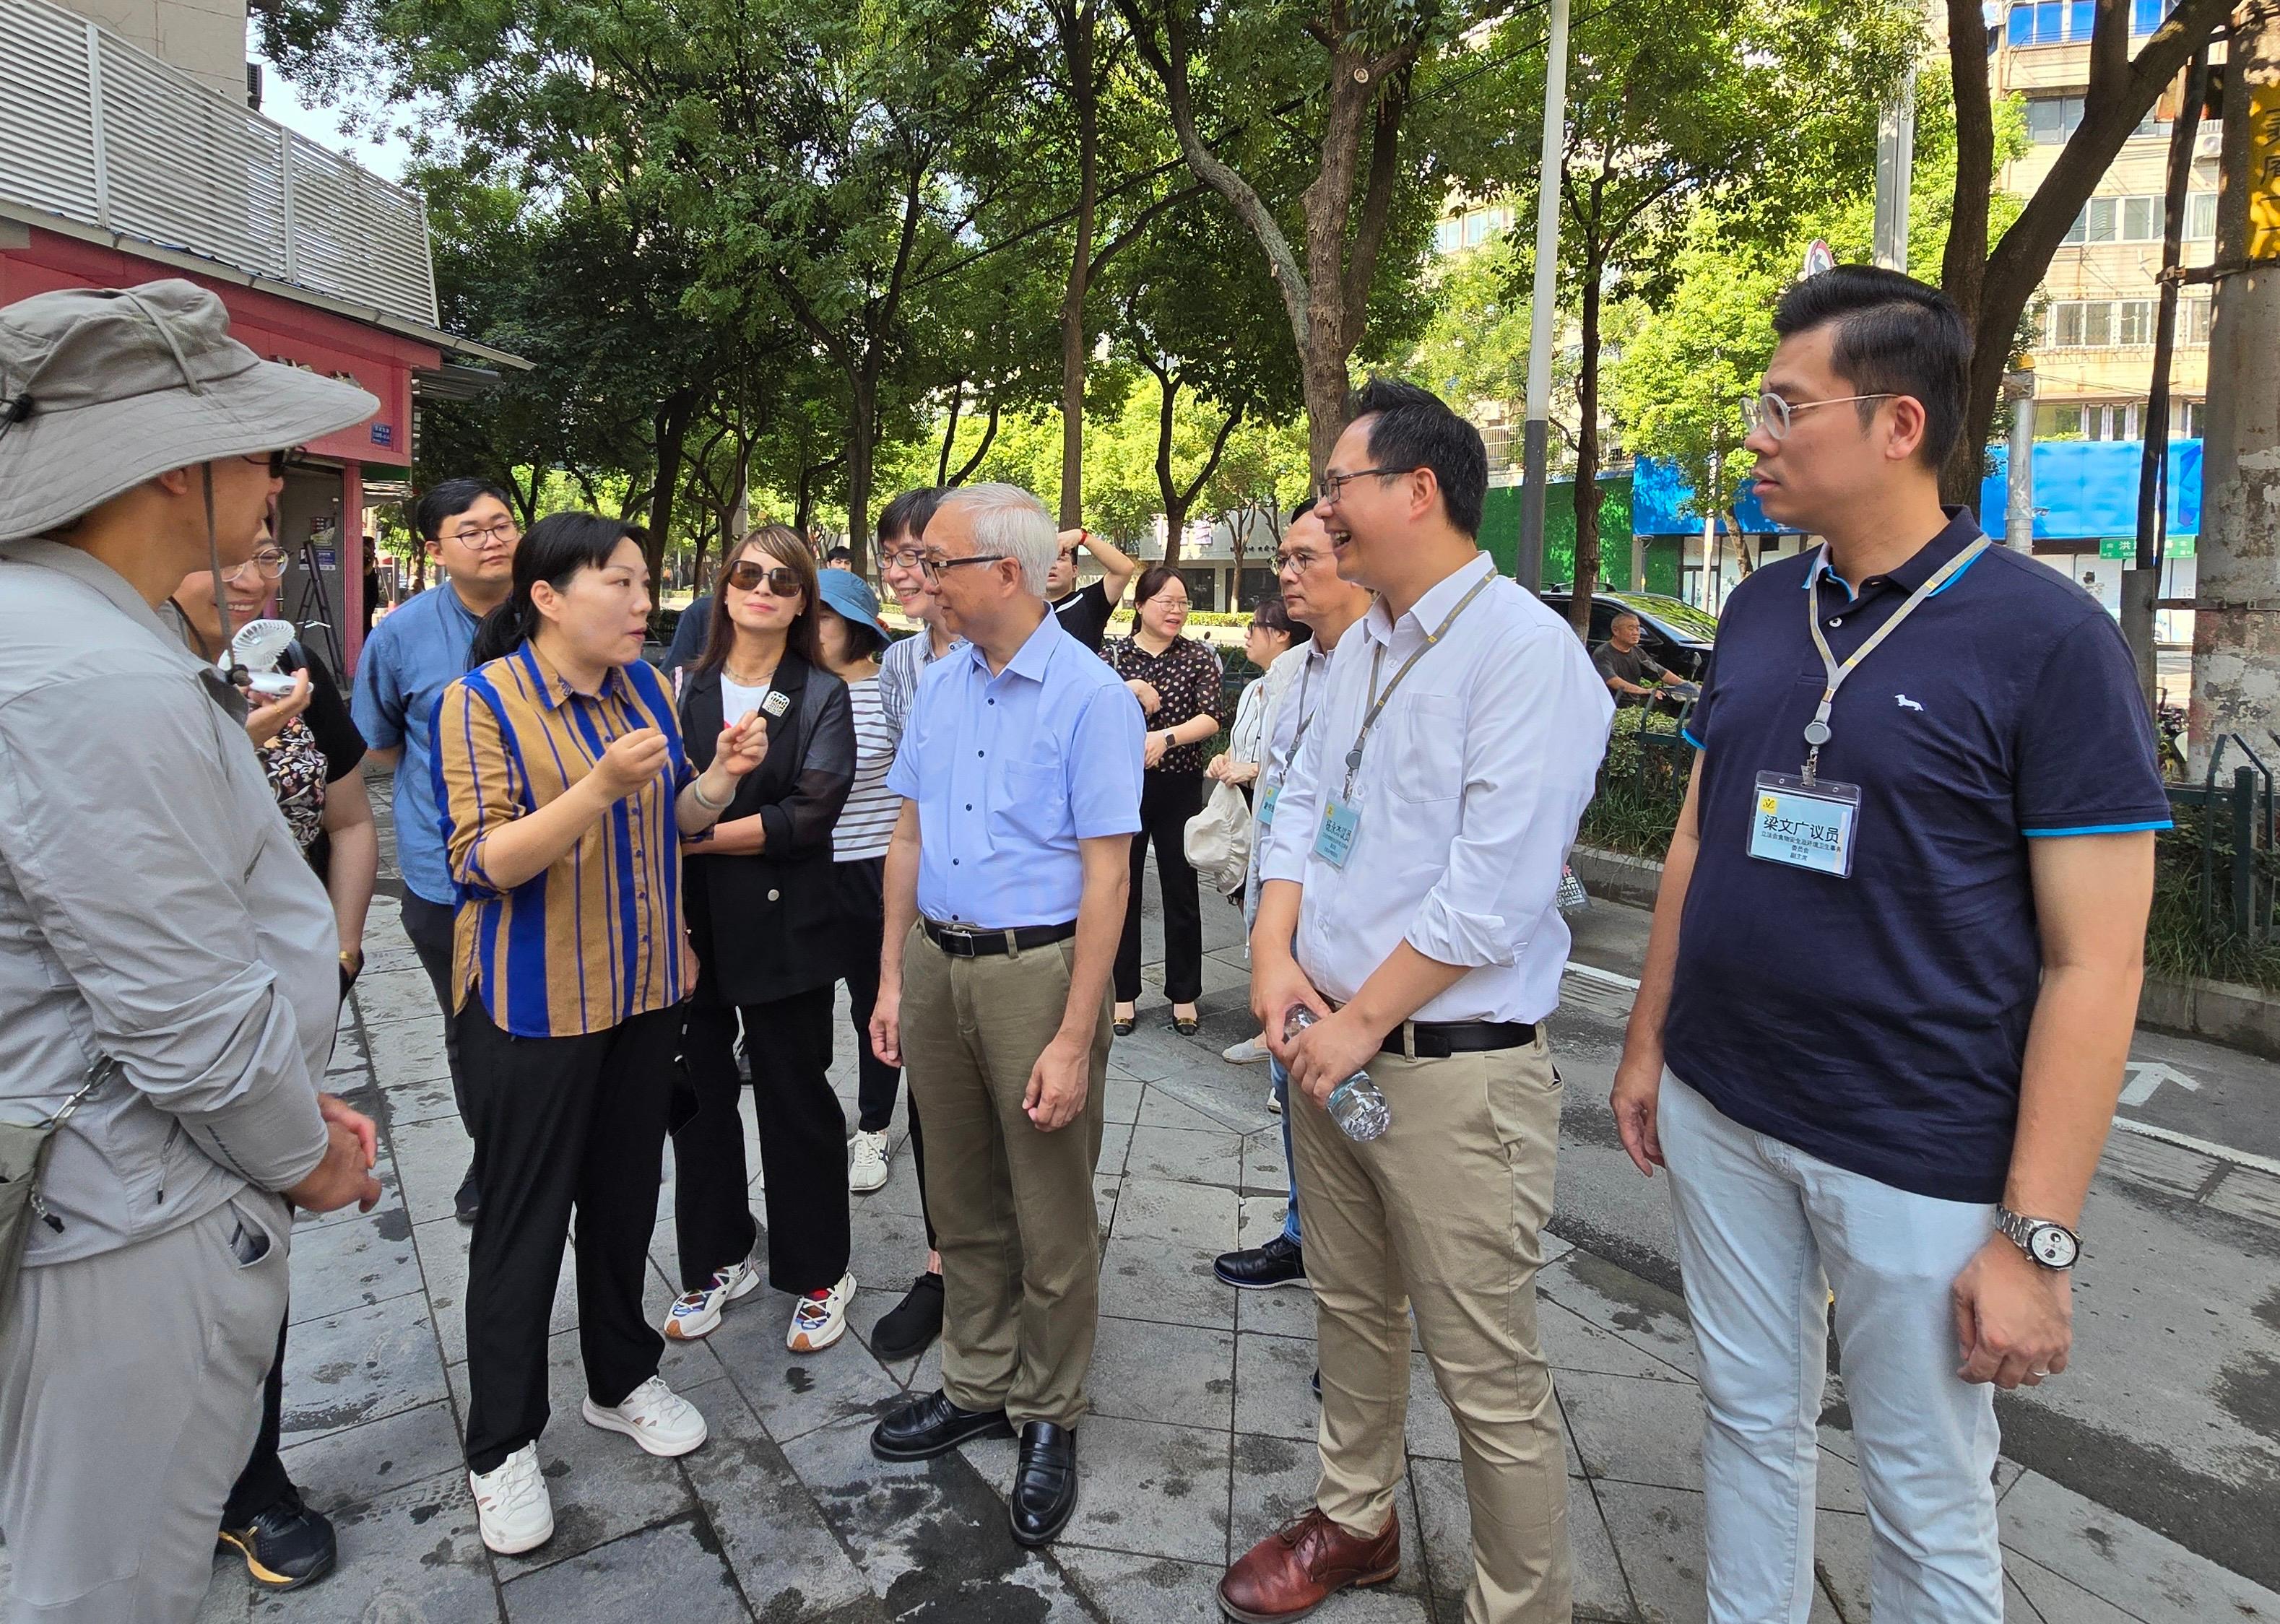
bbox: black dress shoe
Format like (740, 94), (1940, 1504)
(454, 1163), (480, 1224)
(217, 1490), (337, 1591)
(1010, 1421), (1078, 1547)
(870, 1389), (1013, 1462)
(1312, 1367), (1321, 1401)
(872, 1272), (945, 1363)
(1213, 1234), (1305, 1291)
(1112, 1019), (1135, 1037)
(1172, 1016), (1200, 1037)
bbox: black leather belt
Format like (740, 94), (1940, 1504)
(920, 919), (1078, 958)
(1378, 1020), (1537, 1059)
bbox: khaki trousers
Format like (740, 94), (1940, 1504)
(1291, 1032), (1572, 1624)
(899, 923), (1109, 1428)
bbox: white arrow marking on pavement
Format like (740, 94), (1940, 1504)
(2119, 1061), (2200, 1107)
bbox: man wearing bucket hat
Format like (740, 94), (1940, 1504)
(0, 279), (385, 1623)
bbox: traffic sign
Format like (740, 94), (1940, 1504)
(1802, 239), (1835, 278)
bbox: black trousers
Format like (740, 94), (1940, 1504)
(1115, 769), (1206, 1005)
(221, 1311), (292, 1524)
(457, 1002), (678, 1475)
(400, 892), (473, 1130)
(837, 859), (935, 1249)
(675, 982), (851, 1296)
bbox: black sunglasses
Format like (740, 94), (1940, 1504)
(240, 446), (308, 477)
(725, 560), (804, 596)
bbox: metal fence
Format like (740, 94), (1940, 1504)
(0, 0), (438, 326)
(2167, 734), (2279, 950)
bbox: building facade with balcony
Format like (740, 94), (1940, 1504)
(0, 0), (522, 671)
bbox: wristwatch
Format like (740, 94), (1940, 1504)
(1995, 1206), (2081, 1269)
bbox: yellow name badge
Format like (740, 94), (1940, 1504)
(1748, 772), (1861, 878)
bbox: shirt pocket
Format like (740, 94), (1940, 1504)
(1387, 695), (1465, 804)
(993, 755), (1068, 844)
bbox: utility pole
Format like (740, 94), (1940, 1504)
(2190, 0), (2280, 768)
(2003, 368), (2035, 555)
(2128, 44), (2213, 715)
(1516, 0), (1572, 594)
(1873, 69), (1917, 272)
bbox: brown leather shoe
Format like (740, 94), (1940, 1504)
(1218, 1506), (1400, 1622)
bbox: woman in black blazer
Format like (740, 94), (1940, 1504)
(667, 525), (858, 1355)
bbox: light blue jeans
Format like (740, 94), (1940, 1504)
(1272, 1057), (1301, 1246)
(1659, 1072), (2003, 1624)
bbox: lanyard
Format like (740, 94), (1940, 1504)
(1283, 652), (1325, 763)
(1800, 537), (1988, 783)
(1341, 564), (1494, 800)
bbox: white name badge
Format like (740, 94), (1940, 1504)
(1747, 772), (1861, 878)
(1314, 797), (1361, 869)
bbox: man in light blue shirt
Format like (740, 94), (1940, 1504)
(350, 477), (518, 1220)
(865, 483), (1141, 1550)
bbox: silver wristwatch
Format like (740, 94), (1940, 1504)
(1995, 1206), (2080, 1269)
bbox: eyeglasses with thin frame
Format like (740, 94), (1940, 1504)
(724, 560), (804, 596)
(1314, 466), (1420, 508)
(880, 546), (928, 573)
(918, 551), (1007, 581)
(1275, 547), (1328, 577)
(224, 548), (288, 583)
(240, 447), (307, 477)
(443, 519), (520, 548)
(1742, 391), (1897, 440)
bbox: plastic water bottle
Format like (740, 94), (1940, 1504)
(1283, 1007), (1392, 1142)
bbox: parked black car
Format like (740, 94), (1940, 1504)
(1534, 589), (1718, 681)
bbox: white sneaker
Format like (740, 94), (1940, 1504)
(582, 1374), (708, 1456)
(1222, 1035), (1270, 1066)
(849, 1130), (890, 1194)
(469, 1443), (553, 1555)
(662, 1254), (761, 1341)
(789, 1271), (857, 1352)
(1265, 1087), (1283, 1116)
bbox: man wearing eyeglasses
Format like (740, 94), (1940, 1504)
(1042, 525), (1138, 653)
(865, 483), (1142, 1550)
(1610, 267), (2169, 1623)
(350, 477), (521, 1223)
(1225, 379), (1608, 1624)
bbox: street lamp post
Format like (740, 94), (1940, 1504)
(1516, 0), (1571, 593)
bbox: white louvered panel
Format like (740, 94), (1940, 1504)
(95, 34), (289, 278)
(286, 136), (438, 324)
(0, 1), (99, 219)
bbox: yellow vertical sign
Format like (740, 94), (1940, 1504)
(2253, 74), (2280, 262)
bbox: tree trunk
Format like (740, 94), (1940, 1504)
(936, 378), (964, 487)
(846, 373), (877, 574)
(1156, 370), (1187, 563)
(643, 393), (697, 583)
(1568, 253), (1603, 638)
(1058, 1), (1099, 528)
(949, 394), (1002, 485)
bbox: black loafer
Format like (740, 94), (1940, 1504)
(1111, 1019), (1135, 1038)
(1172, 1016), (1200, 1037)
(1213, 1234), (1305, 1291)
(1009, 1421), (1078, 1546)
(454, 1164), (481, 1224)
(872, 1272), (945, 1363)
(870, 1389), (1013, 1462)
(217, 1490), (337, 1592)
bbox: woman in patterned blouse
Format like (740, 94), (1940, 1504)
(1101, 566), (1225, 1036)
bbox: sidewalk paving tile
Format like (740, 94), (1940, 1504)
(279, 1290), (452, 1448)
(276, 1397), (466, 1513)
(1088, 1316), (1236, 1430)
(1124, 1124), (1244, 1189)
(1058, 1414), (1230, 1566)
(499, 1517), (745, 1623)
(1410, 1457), (1634, 1623)
(246, 1469), (497, 1624)
(680, 1386), (874, 1621)
(1996, 1469), (2280, 1623)
(282, 1203), (425, 1324)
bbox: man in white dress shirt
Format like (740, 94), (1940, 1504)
(1221, 378), (1612, 1624)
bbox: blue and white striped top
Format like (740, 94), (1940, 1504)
(833, 675), (901, 861)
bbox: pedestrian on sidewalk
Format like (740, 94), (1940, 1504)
(168, 551), (380, 1592)
(1229, 378), (1610, 1624)
(867, 482), (1143, 1548)
(815, 568), (905, 1199)
(1044, 524), (1140, 653)
(1211, 499), (1369, 1300)
(434, 513), (765, 1557)
(667, 524), (859, 1355)
(0, 279), (383, 1623)
(1609, 266), (2171, 1624)
(352, 475), (523, 1223)
(862, 487), (957, 1360)
(1104, 565), (1224, 1036)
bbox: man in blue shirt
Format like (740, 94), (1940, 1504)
(1611, 267), (2170, 1624)
(351, 477), (519, 1221)
(864, 482), (1142, 1550)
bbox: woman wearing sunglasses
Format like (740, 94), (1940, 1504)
(665, 525), (861, 1355)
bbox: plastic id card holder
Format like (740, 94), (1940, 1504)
(1747, 773), (1860, 878)
(1257, 783), (1280, 829)
(1314, 797), (1361, 869)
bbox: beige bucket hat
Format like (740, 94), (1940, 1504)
(0, 279), (379, 542)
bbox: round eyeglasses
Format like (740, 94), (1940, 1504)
(1741, 391), (1897, 440)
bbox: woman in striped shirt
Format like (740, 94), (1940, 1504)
(435, 513), (763, 1557)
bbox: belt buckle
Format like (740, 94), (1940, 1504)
(935, 922), (979, 958)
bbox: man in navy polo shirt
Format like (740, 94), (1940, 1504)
(1611, 266), (2168, 1624)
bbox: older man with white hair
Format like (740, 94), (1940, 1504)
(865, 483), (1143, 1547)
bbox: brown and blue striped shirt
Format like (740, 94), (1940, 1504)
(433, 643), (694, 1037)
